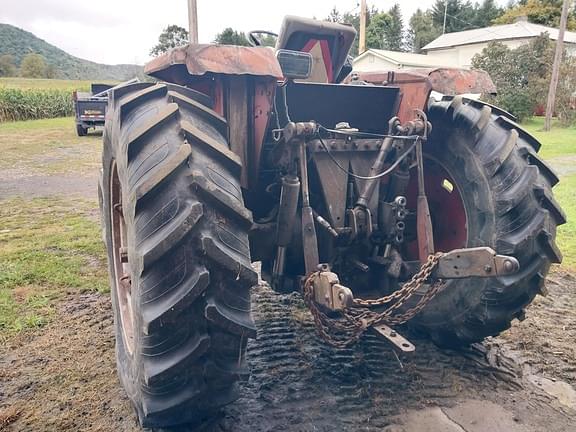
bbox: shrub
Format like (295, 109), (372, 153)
(472, 34), (576, 125)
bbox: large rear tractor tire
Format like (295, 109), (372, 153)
(100, 82), (257, 428)
(410, 96), (565, 347)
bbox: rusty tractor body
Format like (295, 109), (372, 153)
(100, 16), (565, 428)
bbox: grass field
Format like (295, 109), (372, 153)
(0, 117), (101, 174)
(0, 198), (107, 334)
(0, 77), (116, 91)
(522, 117), (576, 268)
(523, 117), (576, 160)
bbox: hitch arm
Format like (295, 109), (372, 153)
(434, 247), (519, 278)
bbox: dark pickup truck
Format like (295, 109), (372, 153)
(73, 83), (112, 136)
(73, 79), (139, 136)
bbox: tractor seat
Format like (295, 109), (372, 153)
(276, 15), (356, 83)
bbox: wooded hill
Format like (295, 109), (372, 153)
(0, 23), (142, 80)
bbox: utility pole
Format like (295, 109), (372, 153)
(544, 0), (569, 131)
(187, 0), (198, 44)
(443, 0), (448, 34)
(359, 0), (367, 53)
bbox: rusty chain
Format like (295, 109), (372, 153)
(302, 253), (446, 348)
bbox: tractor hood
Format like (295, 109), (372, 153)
(145, 44), (283, 85)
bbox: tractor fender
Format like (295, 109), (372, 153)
(347, 68), (496, 123)
(145, 44), (283, 83)
(145, 45), (282, 190)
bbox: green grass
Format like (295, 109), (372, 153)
(0, 198), (107, 334)
(0, 117), (102, 174)
(521, 116), (576, 269)
(553, 174), (576, 269)
(0, 77), (116, 91)
(522, 117), (576, 160)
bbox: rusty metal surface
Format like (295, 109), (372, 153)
(349, 68), (496, 123)
(311, 270), (354, 311)
(435, 247), (520, 279)
(145, 44), (283, 81)
(425, 68), (497, 95)
(351, 68), (496, 95)
(252, 81), (276, 187)
(347, 71), (431, 123)
(415, 138), (435, 262)
(372, 323), (415, 353)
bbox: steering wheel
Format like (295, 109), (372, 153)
(248, 30), (279, 47)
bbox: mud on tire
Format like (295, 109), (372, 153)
(100, 82), (257, 428)
(410, 96), (566, 347)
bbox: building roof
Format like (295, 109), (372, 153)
(422, 20), (576, 51)
(353, 49), (457, 68)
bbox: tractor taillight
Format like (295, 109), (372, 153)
(276, 49), (312, 80)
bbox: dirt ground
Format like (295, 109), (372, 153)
(1, 124), (576, 432)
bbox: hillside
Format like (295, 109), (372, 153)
(0, 23), (143, 81)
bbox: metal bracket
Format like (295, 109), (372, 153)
(435, 247), (520, 279)
(311, 268), (354, 311)
(372, 323), (415, 353)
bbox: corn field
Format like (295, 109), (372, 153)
(0, 88), (74, 122)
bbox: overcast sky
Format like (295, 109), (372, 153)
(0, 0), (509, 65)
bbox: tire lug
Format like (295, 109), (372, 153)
(120, 247), (128, 263)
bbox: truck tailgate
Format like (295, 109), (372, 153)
(76, 99), (107, 121)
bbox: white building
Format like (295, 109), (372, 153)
(353, 49), (457, 72)
(422, 18), (576, 68)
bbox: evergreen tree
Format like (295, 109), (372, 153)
(384, 4), (405, 51)
(473, 0), (504, 27)
(366, 13), (392, 50)
(407, 9), (442, 52)
(431, 0), (476, 33)
(325, 5), (379, 56)
(214, 28), (250, 46)
(327, 7), (342, 23)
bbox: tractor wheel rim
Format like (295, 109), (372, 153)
(406, 154), (468, 258)
(110, 160), (135, 355)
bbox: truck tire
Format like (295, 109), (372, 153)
(410, 96), (565, 347)
(100, 82), (257, 428)
(76, 124), (87, 136)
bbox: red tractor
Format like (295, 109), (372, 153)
(99, 16), (565, 428)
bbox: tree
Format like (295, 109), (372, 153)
(384, 4), (405, 51)
(366, 12), (392, 49)
(555, 55), (576, 125)
(20, 53), (47, 78)
(150, 25), (189, 56)
(327, 7), (342, 23)
(0, 54), (17, 77)
(45, 63), (57, 79)
(259, 34), (277, 47)
(471, 34), (555, 121)
(431, 0), (477, 33)
(407, 9), (442, 52)
(473, 0), (504, 27)
(214, 28), (250, 46)
(495, 0), (576, 30)
(325, 5), (380, 56)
